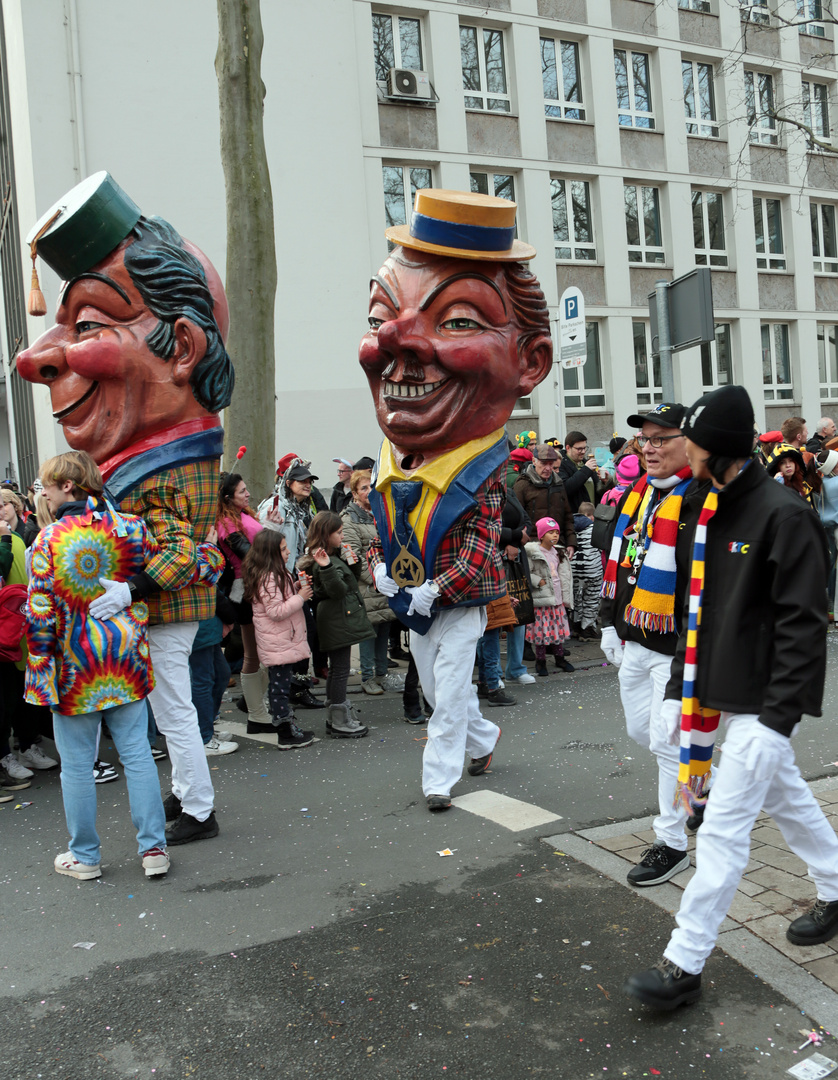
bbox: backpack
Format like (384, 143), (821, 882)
(0, 583), (28, 662)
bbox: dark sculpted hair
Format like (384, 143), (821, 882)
(123, 216), (235, 413)
(242, 529), (295, 603)
(307, 511), (343, 555)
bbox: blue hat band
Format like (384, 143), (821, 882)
(410, 211), (515, 252)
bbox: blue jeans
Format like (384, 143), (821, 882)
(51, 698), (166, 866)
(360, 623), (390, 681)
(476, 627), (503, 690)
(189, 644), (231, 744)
(504, 623), (527, 679)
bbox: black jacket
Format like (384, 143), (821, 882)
(600, 475), (712, 656)
(558, 456), (605, 512)
(330, 482), (352, 514)
(665, 462), (828, 736)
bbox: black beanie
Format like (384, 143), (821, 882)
(681, 385), (755, 458)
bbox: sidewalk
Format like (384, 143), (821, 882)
(550, 776), (838, 1032)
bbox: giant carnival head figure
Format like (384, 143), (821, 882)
(17, 172), (234, 465)
(359, 189), (553, 464)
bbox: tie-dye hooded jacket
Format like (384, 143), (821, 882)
(24, 497), (157, 716)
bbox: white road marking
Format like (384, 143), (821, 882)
(451, 790), (562, 832)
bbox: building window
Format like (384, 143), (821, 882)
(745, 69), (778, 145)
(754, 196), (785, 270)
(682, 60), (718, 138)
(625, 184), (664, 264)
(740, 0), (770, 25)
(692, 189), (727, 267)
(470, 171), (515, 201)
(541, 37), (585, 120)
(563, 323), (605, 409)
(798, 0), (826, 36)
(803, 80), (830, 145)
(633, 322), (662, 407)
(372, 12), (424, 82)
(382, 164), (433, 241)
(818, 324), (838, 399)
(461, 25), (511, 112)
(762, 323), (793, 401)
(701, 324), (733, 390)
(551, 178), (596, 261)
(615, 49), (654, 129)
(812, 202), (838, 273)
(680, 0), (712, 12)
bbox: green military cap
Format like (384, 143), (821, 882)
(26, 171), (141, 282)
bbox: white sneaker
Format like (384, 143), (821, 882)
(19, 744), (59, 770)
(214, 727), (234, 742)
(508, 673), (536, 685)
(142, 847), (171, 877)
(204, 736), (238, 756)
(1, 753), (33, 780)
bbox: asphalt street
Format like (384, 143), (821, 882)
(4, 636), (838, 1078)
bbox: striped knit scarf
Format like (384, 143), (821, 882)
(675, 488), (721, 812)
(601, 468), (692, 633)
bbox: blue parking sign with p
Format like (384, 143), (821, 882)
(564, 296), (578, 321)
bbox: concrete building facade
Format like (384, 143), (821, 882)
(0, 0), (837, 485)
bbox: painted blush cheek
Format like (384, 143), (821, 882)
(65, 336), (124, 380)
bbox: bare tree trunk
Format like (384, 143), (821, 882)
(215, 0), (277, 491)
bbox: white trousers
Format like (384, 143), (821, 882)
(410, 606), (500, 798)
(665, 713), (838, 975)
(148, 621), (215, 822)
(618, 641), (687, 851)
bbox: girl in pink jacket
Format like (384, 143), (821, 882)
(242, 531), (316, 750)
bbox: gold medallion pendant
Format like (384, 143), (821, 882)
(391, 546), (425, 587)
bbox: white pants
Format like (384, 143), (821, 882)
(665, 713), (838, 975)
(148, 621), (215, 822)
(618, 641), (687, 851)
(410, 606), (500, 798)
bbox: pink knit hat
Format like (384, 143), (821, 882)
(536, 517), (560, 539)
(615, 454), (642, 485)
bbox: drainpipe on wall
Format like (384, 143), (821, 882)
(64, 0), (86, 181)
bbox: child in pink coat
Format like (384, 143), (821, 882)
(242, 530), (316, 750)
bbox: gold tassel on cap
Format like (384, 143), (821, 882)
(27, 208), (62, 318)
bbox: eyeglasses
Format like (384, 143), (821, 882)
(636, 433), (685, 449)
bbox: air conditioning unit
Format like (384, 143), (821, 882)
(386, 68), (432, 100)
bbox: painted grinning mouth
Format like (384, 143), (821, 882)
(383, 378), (447, 400)
(53, 381), (99, 421)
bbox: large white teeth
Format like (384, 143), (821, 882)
(383, 379), (446, 399)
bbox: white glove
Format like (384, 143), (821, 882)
(744, 722), (788, 784)
(601, 625), (624, 667)
(89, 577), (132, 620)
(406, 581), (437, 617)
(373, 563), (399, 597)
(660, 698), (683, 746)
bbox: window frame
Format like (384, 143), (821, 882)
(469, 170), (516, 202)
(382, 162), (434, 244)
(562, 323), (606, 410)
(679, 0), (712, 12)
(812, 200), (838, 273)
(682, 58), (719, 138)
(692, 188), (728, 267)
(551, 177), (597, 263)
(460, 23), (512, 113)
(797, 0), (826, 37)
(761, 322), (794, 402)
(624, 183), (665, 265)
(372, 11), (425, 85)
(803, 79), (831, 146)
(753, 195), (786, 271)
(740, 0), (771, 26)
(700, 323), (733, 391)
(540, 36), (586, 122)
(633, 321), (663, 407)
(817, 323), (838, 400)
(744, 68), (778, 146)
(614, 48), (655, 129)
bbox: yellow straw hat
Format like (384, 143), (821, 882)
(386, 188), (536, 262)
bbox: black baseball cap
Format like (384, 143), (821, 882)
(287, 464), (318, 483)
(626, 402), (686, 430)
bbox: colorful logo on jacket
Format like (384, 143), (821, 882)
(728, 542), (750, 554)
